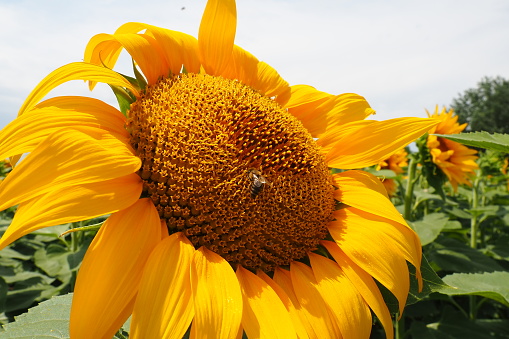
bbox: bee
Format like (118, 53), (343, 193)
(247, 168), (268, 198)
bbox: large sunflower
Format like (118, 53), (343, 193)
(0, 0), (439, 338)
(426, 106), (478, 190)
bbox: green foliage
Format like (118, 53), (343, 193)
(451, 76), (509, 134)
(442, 271), (509, 307)
(434, 132), (509, 153)
(0, 294), (130, 338)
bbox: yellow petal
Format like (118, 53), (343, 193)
(325, 118), (439, 169)
(332, 170), (408, 227)
(236, 266), (297, 339)
(143, 24), (201, 75)
(191, 246), (243, 338)
(198, 0), (237, 75)
(333, 206), (422, 291)
(308, 253), (372, 339)
(70, 198), (161, 339)
(255, 61), (291, 106)
(18, 62), (139, 116)
(130, 233), (195, 339)
(0, 129), (140, 211)
(257, 271), (308, 339)
(303, 93), (374, 139)
(83, 33), (124, 90)
(328, 207), (410, 315)
(273, 268), (318, 339)
(0, 96), (127, 160)
(222, 45), (259, 89)
(290, 262), (342, 339)
(0, 173), (142, 251)
(322, 240), (394, 339)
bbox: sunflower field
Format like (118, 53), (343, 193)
(0, 0), (508, 338)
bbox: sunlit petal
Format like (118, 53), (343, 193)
(0, 173), (142, 251)
(290, 262), (342, 338)
(0, 129), (140, 211)
(309, 253), (372, 339)
(236, 266), (296, 338)
(191, 247), (243, 338)
(70, 199), (161, 339)
(325, 118), (439, 169)
(322, 241), (394, 339)
(130, 233), (195, 339)
(328, 207), (410, 315)
(18, 62), (139, 116)
(198, 0), (237, 75)
(0, 96), (127, 160)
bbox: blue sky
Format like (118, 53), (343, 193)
(1, 0), (508, 129)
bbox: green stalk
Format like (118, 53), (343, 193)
(403, 158), (418, 221)
(469, 175), (480, 320)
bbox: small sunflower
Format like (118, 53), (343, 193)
(0, 0), (438, 338)
(426, 106), (479, 190)
(376, 149), (408, 196)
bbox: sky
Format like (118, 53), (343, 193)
(1, 0), (508, 129)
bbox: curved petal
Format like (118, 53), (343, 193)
(222, 45), (259, 89)
(273, 268), (318, 339)
(18, 62), (139, 116)
(332, 206), (422, 290)
(70, 198), (161, 339)
(256, 271), (308, 339)
(0, 96), (127, 160)
(142, 24), (201, 75)
(299, 93), (374, 139)
(130, 233), (195, 339)
(255, 61), (291, 106)
(328, 207), (410, 315)
(309, 253), (372, 339)
(289, 263), (342, 338)
(112, 33), (169, 85)
(325, 118), (439, 169)
(236, 266), (297, 339)
(0, 173), (142, 251)
(0, 129), (140, 211)
(198, 0), (237, 75)
(191, 246), (243, 338)
(322, 241), (394, 339)
(83, 33), (124, 90)
(332, 170), (408, 227)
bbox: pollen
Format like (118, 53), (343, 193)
(127, 73), (335, 272)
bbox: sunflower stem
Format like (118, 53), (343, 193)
(469, 174), (480, 320)
(395, 313), (405, 339)
(403, 158), (418, 221)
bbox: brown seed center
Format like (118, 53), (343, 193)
(127, 73), (335, 271)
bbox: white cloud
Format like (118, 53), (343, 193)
(1, 0), (508, 128)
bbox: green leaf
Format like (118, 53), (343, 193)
(441, 271), (509, 307)
(407, 255), (452, 305)
(410, 213), (450, 246)
(1, 293), (130, 338)
(0, 277), (7, 314)
(433, 131), (509, 153)
(428, 237), (504, 273)
(1, 294), (71, 338)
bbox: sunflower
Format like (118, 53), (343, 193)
(376, 148), (408, 196)
(0, 0), (439, 337)
(426, 106), (479, 190)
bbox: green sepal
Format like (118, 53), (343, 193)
(110, 85), (135, 116)
(132, 59), (147, 91)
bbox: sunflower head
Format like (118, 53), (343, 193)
(424, 106), (479, 191)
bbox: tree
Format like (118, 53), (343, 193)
(450, 76), (509, 134)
